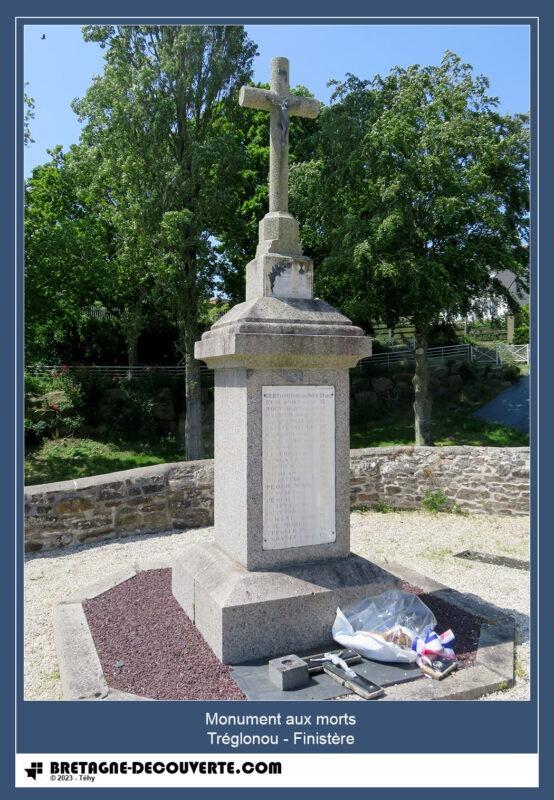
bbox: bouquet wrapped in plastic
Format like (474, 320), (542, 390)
(332, 589), (454, 664)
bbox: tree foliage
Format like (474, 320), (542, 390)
(24, 145), (116, 363)
(25, 43), (530, 450)
(24, 84), (35, 146)
(72, 24), (257, 457)
(513, 304), (530, 345)
(291, 52), (529, 442)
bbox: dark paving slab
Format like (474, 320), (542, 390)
(231, 656), (422, 701)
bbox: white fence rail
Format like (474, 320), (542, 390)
(470, 344), (529, 366)
(496, 344), (530, 364)
(358, 343), (471, 368)
(470, 345), (498, 364)
(27, 342), (528, 379)
(28, 365), (191, 377)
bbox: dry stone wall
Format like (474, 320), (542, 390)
(350, 446), (529, 515)
(25, 460), (214, 553)
(25, 446), (529, 552)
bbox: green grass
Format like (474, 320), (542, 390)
(25, 385), (528, 485)
(351, 402), (529, 449)
(25, 437), (187, 486)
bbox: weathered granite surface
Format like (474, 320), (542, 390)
(172, 540), (398, 663)
(195, 296), (371, 369)
(212, 367), (351, 570)
(239, 56), (320, 216)
(194, 67), (370, 573)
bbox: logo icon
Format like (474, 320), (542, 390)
(24, 762), (43, 781)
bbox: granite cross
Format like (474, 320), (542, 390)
(239, 56), (321, 214)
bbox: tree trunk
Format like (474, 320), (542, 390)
(174, 246), (203, 460)
(127, 334), (138, 369)
(413, 326), (433, 446)
(122, 303), (142, 375)
(184, 338), (203, 461)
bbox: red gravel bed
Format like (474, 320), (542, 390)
(83, 569), (245, 701)
(400, 580), (482, 668)
(83, 570), (482, 700)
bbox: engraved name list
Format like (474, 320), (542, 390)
(262, 385), (336, 550)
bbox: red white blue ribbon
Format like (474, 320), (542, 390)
(411, 627), (456, 666)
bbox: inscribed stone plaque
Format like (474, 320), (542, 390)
(262, 385), (336, 550)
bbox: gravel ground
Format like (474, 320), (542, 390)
(81, 570), (480, 700)
(24, 511), (530, 701)
(351, 510), (530, 700)
(84, 569), (245, 700)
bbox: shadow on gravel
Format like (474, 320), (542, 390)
(23, 527), (204, 562)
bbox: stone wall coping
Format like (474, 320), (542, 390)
(25, 458), (214, 496)
(351, 445), (530, 457)
(25, 445), (528, 496)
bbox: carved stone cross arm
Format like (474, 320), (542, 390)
(238, 86), (320, 119)
(239, 57), (321, 213)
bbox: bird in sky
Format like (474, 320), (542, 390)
(41, 34), (46, 40)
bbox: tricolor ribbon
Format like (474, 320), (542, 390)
(411, 626), (456, 666)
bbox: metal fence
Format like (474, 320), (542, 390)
(86, 305), (116, 321)
(28, 364), (191, 377)
(28, 342), (529, 379)
(470, 344), (529, 366)
(495, 344), (530, 364)
(470, 346), (498, 364)
(358, 343), (471, 368)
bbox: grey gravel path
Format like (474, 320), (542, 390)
(24, 511), (530, 701)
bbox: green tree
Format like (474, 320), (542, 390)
(513, 304), (530, 345)
(24, 84), (35, 146)
(291, 52), (529, 444)
(74, 25), (257, 458)
(24, 145), (116, 363)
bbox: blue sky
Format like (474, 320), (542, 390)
(24, 23), (530, 177)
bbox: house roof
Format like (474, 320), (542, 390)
(494, 270), (529, 307)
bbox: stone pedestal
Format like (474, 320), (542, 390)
(170, 285), (396, 662)
(173, 543), (397, 664)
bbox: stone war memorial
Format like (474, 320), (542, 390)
(46, 56), (522, 705)
(171, 56), (395, 664)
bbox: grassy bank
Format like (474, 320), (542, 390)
(351, 403), (528, 449)
(25, 403), (527, 486)
(25, 437), (187, 486)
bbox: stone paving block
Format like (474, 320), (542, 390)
(268, 655), (309, 691)
(53, 603), (108, 700)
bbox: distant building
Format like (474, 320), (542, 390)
(491, 270), (529, 343)
(494, 269), (529, 307)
